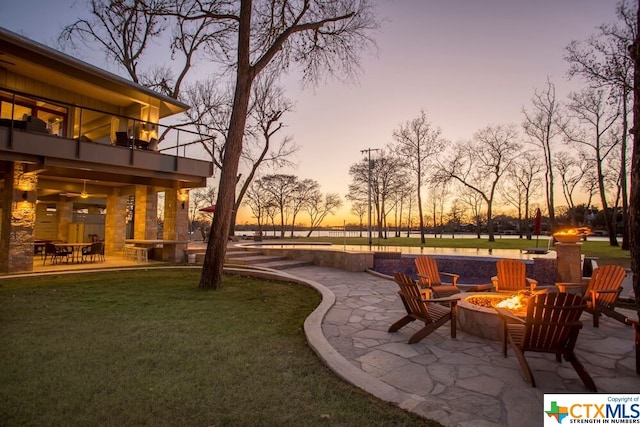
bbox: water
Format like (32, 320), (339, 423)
(245, 242), (544, 260)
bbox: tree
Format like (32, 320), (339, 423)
(555, 150), (593, 225)
(349, 201), (367, 237)
(436, 124), (520, 242)
(499, 151), (543, 239)
(304, 192), (343, 236)
(197, 0), (379, 289)
(522, 77), (565, 230)
(391, 110), (444, 244)
(259, 174), (299, 237)
(564, 87), (621, 245)
(565, 0), (636, 249)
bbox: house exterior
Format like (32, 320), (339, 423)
(0, 27), (213, 273)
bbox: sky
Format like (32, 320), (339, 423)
(0, 0), (621, 226)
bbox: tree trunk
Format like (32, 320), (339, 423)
(199, 0), (254, 290)
(631, 5), (640, 307)
(621, 91), (630, 250)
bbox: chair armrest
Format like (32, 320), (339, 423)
(429, 295), (461, 302)
(440, 272), (460, 286)
(491, 276), (498, 286)
(417, 274), (433, 286)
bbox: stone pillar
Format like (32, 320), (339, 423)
(105, 189), (128, 256)
(555, 242), (583, 283)
(162, 188), (188, 262)
(134, 185), (157, 239)
(0, 162), (37, 273)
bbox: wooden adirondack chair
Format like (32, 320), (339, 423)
(557, 264), (628, 327)
(496, 292), (596, 391)
(388, 272), (459, 343)
(491, 259), (538, 292)
(414, 255), (460, 298)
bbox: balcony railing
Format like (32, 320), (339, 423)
(0, 88), (213, 164)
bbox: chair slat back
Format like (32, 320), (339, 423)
(586, 265), (626, 308)
(522, 292), (585, 353)
(495, 259), (527, 292)
(393, 272), (433, 322)
(415, 256), (441, 286)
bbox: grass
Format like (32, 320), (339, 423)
(280, 236), (632, 268)
(0, 270), (438, 427)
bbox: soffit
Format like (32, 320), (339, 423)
(0, 28), (189, 117)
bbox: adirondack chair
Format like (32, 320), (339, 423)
(414, 255), (460, 298)
(496, 292), (596, 391)
(491, 259), (538, 293)
(388, 272), (459, 343)
(557, 264), (628, 327)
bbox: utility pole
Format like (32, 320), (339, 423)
(361, 148), (379, 246)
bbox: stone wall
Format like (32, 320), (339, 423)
(373, 254), (557, 287)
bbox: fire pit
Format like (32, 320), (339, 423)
(457, 292), (529, 341)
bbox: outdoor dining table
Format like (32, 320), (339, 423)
(54, 242), (92, 263)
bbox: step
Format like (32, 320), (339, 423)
(224, 255), (287, 266)
(257, 259), (314, 270)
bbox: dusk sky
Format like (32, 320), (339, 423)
(0, 1), (620, 225)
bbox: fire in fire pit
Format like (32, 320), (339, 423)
(465, 293), (529, 317)
(457, 292), (531, 340)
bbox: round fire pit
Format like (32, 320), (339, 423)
(456, 292), (526, 341)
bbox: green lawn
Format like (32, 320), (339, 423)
(0, 270), (437, 427)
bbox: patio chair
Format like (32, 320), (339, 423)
(114, 131), (131, 148)
(557, 264), (627, 327)
(491, 259), (538, 293)
(82, 242), (104, 263)
(495, 291), (596, 391)
(414, 255), (460, 298)
(43, 242), (70, 265)
(388, 271), (459, 343)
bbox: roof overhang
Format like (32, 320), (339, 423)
(0, 27), (190, 118)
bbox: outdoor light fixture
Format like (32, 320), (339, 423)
(80, 180), (88, 199)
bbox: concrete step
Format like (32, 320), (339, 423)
(257, 259), (314, 270)
(224, 255), (287, 265)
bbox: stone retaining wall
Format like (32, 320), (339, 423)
(373, 254), (557, 286)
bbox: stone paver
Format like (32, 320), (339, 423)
(287, 265), (640, 427)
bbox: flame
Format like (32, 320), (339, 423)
(495, 294), (527, 311)
(553, 227), (591, 237)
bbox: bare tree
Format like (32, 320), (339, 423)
(456, 186), (485, 239)
(304, 192), (343, 236)
(391, 110), (444, 244)
(349, 201), (367, 237)
(258, 174), (299, 237)
(436, 124), (520, 241)
(555, 150), (593, 225)
(522, 77), (566, 229)
(564, 87), (621, 245)
(243, 179), (269, 234)
(499, 151), (543, 239)
(565, 0), (636, 249)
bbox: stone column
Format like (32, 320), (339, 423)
(0, 162), (38, 273)
(105, 189), (128, 256)
(162, 188), (188, 262)
(555, 242), (583, 283)
(134, 185), (157, 239)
